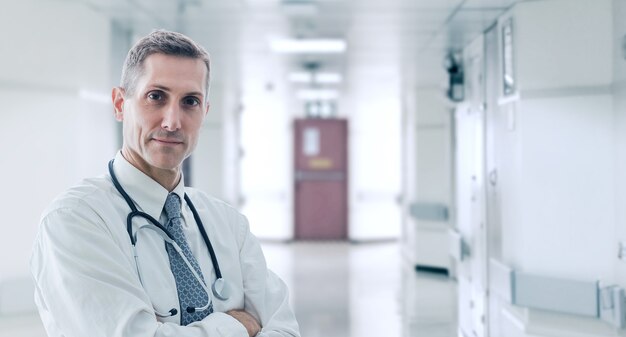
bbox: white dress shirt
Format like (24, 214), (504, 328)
(30, 152), (300, 337)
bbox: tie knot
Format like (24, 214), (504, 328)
(164, 193), (182, 219)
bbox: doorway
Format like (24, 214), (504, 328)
(294, 119), (348, 240)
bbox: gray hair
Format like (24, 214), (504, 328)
(120, 29), (211, 97)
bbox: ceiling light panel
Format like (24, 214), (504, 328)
(288, 72), (313, 83)
(288, 72), (343, 84)
(296, 89), (340, 100)
(270, 38), (347, 53)
(315, 73), (342, 83)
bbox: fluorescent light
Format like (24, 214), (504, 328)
(270, 38), (347, 54)
(288, 72), (343, 84)
(288, 72), (313, 83)
(296, 89), (339, 100)
(315, 73), (342, 84)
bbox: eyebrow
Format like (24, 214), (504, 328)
(150, 84), (205, 98)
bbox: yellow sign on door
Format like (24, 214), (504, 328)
(309, 157), (333, 169)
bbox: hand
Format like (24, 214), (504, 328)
(226, 309), (261, 337)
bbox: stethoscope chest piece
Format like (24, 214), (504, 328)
(212, 278), (230, 301)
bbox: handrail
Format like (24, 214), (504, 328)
(487, 258), (625, 329)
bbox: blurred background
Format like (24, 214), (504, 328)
(2, 0), (626, 336)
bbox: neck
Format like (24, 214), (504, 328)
(120, 148), (181, 192)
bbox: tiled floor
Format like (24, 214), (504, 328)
(262, 241), (457, 337)
(0, 241), (457, 337)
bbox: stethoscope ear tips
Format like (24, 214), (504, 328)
(212, 278), (230, 301)
(170, 308), (178, 316)
(186, 307), (196, 314)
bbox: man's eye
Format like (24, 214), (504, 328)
(183, 97), (200, 106)
(147, 92), (163, 100)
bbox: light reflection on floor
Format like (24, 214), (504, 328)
(262, 241), (457, 337)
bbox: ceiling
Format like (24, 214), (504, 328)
(61, 0), (524, 87)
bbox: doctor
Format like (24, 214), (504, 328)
(30, 30), (300, 337)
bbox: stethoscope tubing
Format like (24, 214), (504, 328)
(133, 224), (212, 312)
(108, 159), (223, 280)
(107, 159), (230, 316)
(183, 194), (223, 280)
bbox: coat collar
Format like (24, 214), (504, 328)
(111, 151), (187, 221)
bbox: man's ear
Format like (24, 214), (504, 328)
(112, 87), (125, 121)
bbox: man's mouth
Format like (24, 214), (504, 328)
(152, 137), (183, 145)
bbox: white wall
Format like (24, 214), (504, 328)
(344, 55), (402, 241)
(613, 0), (626, 288)
(0, 1), (115, 281)
(514, 95), (614, 279)
(500, 0), (615, 281)
(192, 82), (231, 203)
(340, 11), (403, 241)
(414, 90), (452, 213)
(239, 51), (293, 240)
(515, 2), (613, 92)
(412, 88), (453, 268)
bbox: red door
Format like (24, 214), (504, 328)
(294, 119), (348, 240)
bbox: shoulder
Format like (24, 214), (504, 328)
(41, 175), (115, 226)
(184, 188), (250, 242)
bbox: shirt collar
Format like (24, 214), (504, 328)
(112, 151), (187, 221)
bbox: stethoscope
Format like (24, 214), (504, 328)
(108, 159), (230, 318)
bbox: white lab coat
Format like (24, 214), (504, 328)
(30, 152), (300, 337)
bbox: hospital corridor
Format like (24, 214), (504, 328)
(2, 0), (626, 336)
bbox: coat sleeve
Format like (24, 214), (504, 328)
(233, 213), (301, 337)
(31, 199), (248, 337)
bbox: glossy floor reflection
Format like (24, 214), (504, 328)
(261, 241), (458, 337)
(0, 241), (457, 337)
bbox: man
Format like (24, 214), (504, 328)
(30, 30), (300, 337)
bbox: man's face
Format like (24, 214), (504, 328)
(112, 53), (209, 174)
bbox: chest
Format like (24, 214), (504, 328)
(103, 196), (246, 323)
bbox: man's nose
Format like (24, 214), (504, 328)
(161, 102), (182, 131)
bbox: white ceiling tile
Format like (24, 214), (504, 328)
(463, 0), (519, 9)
